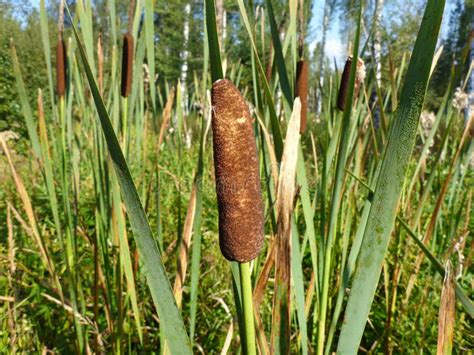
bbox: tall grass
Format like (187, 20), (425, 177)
(2, 0), (472, 353)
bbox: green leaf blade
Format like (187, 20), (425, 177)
(67, 7), (192, 353)
(336, 0), (446, 352)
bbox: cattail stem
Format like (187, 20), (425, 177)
(239, 262), (256, 355)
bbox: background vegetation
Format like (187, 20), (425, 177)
(0, 0), (472, 353)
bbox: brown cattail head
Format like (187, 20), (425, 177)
(337, 56), (366, 111)
(56, 34), (67, 97)
(211, 79), (264, 262)
(121, 33), (134, 98)
(295, 60), (309, 133)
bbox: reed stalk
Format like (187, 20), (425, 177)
(7, 0), (473, 352)
(240, 262), (257, 355)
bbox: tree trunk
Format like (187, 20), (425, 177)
(372, 0), (384, 87)
(467, 17), (474, 122)
(180, 3), (191, 113)
(216, 0), (224, 49)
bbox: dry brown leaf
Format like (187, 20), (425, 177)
(157, 87), (176, 155)
(173, 182), (197, 309)
(271, 98), (301, 352)
(1, 138), (63, 302)
(437, 261), (455, 355)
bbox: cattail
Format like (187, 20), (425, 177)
(121, 33), (134, 98)
(211, 79), (264, 262)
(56, 34), (67, 97)
(295, 60), (309, 133)
(337, 56), (366, 111)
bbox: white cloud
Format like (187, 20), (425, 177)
(309, 36), (345, 69)
(325, 37), (345, 66)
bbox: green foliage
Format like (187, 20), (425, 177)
(430, 0), (474, 108)
(0, 0), (473, 353)
(0, 6), (49, 138)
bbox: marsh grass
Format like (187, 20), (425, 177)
(1, 0), (472, 353)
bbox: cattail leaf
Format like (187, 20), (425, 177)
(405, 115), (473, 304)
(236, 0), (284, 160)
(406, 78), (454, 202)
(75, 0), (95, 74)
(111, 181), (143, 343)
(291, 219), (308, 355)
(437, 261), (455, 355)
(337, 1), (446, 352)
(189, 118), (209, 343)
(109, 0), (117, 46)
(39, 0), (55, 107)
(205, 0), (224, 82)
(398, 218), (474, 317)
(144, 0), (156, 111)
(265, 0), (292, 105)
(338, 174), (474, 319)
(37, 89), (61, 234)
(295, 144), (319, 292)
(66, 7), (192, 353)
(10, 42), (42, 159)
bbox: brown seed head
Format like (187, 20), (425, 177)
(121, 33), (134, 98)
(337, 56), (365, 111)
(211, 79), (264, 262)
(295, 60), (309, 133)
(56, 35), (67, 97)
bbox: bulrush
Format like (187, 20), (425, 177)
(56, 34), (67, 97)
(337, 56), (366, 111)
(211, 79), (264, 262)
(295, 60), (309, 133)
(121, 33), (134, 98)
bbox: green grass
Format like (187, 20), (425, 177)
(0, 0), (472, 353)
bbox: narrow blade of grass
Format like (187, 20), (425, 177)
(236, 0), (284, 160)
(39, 0), (55, 109)
(205, 0), (224, 82)
(398, 218), (474, 317)
(145, 0), (156, 111)
(291, 219), (308, 355)
(189, 114), (209, 344)
(10, 41), (42, 159)
(265, 0), (292, 105)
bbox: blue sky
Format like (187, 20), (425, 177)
(308, 0), (454, 66)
